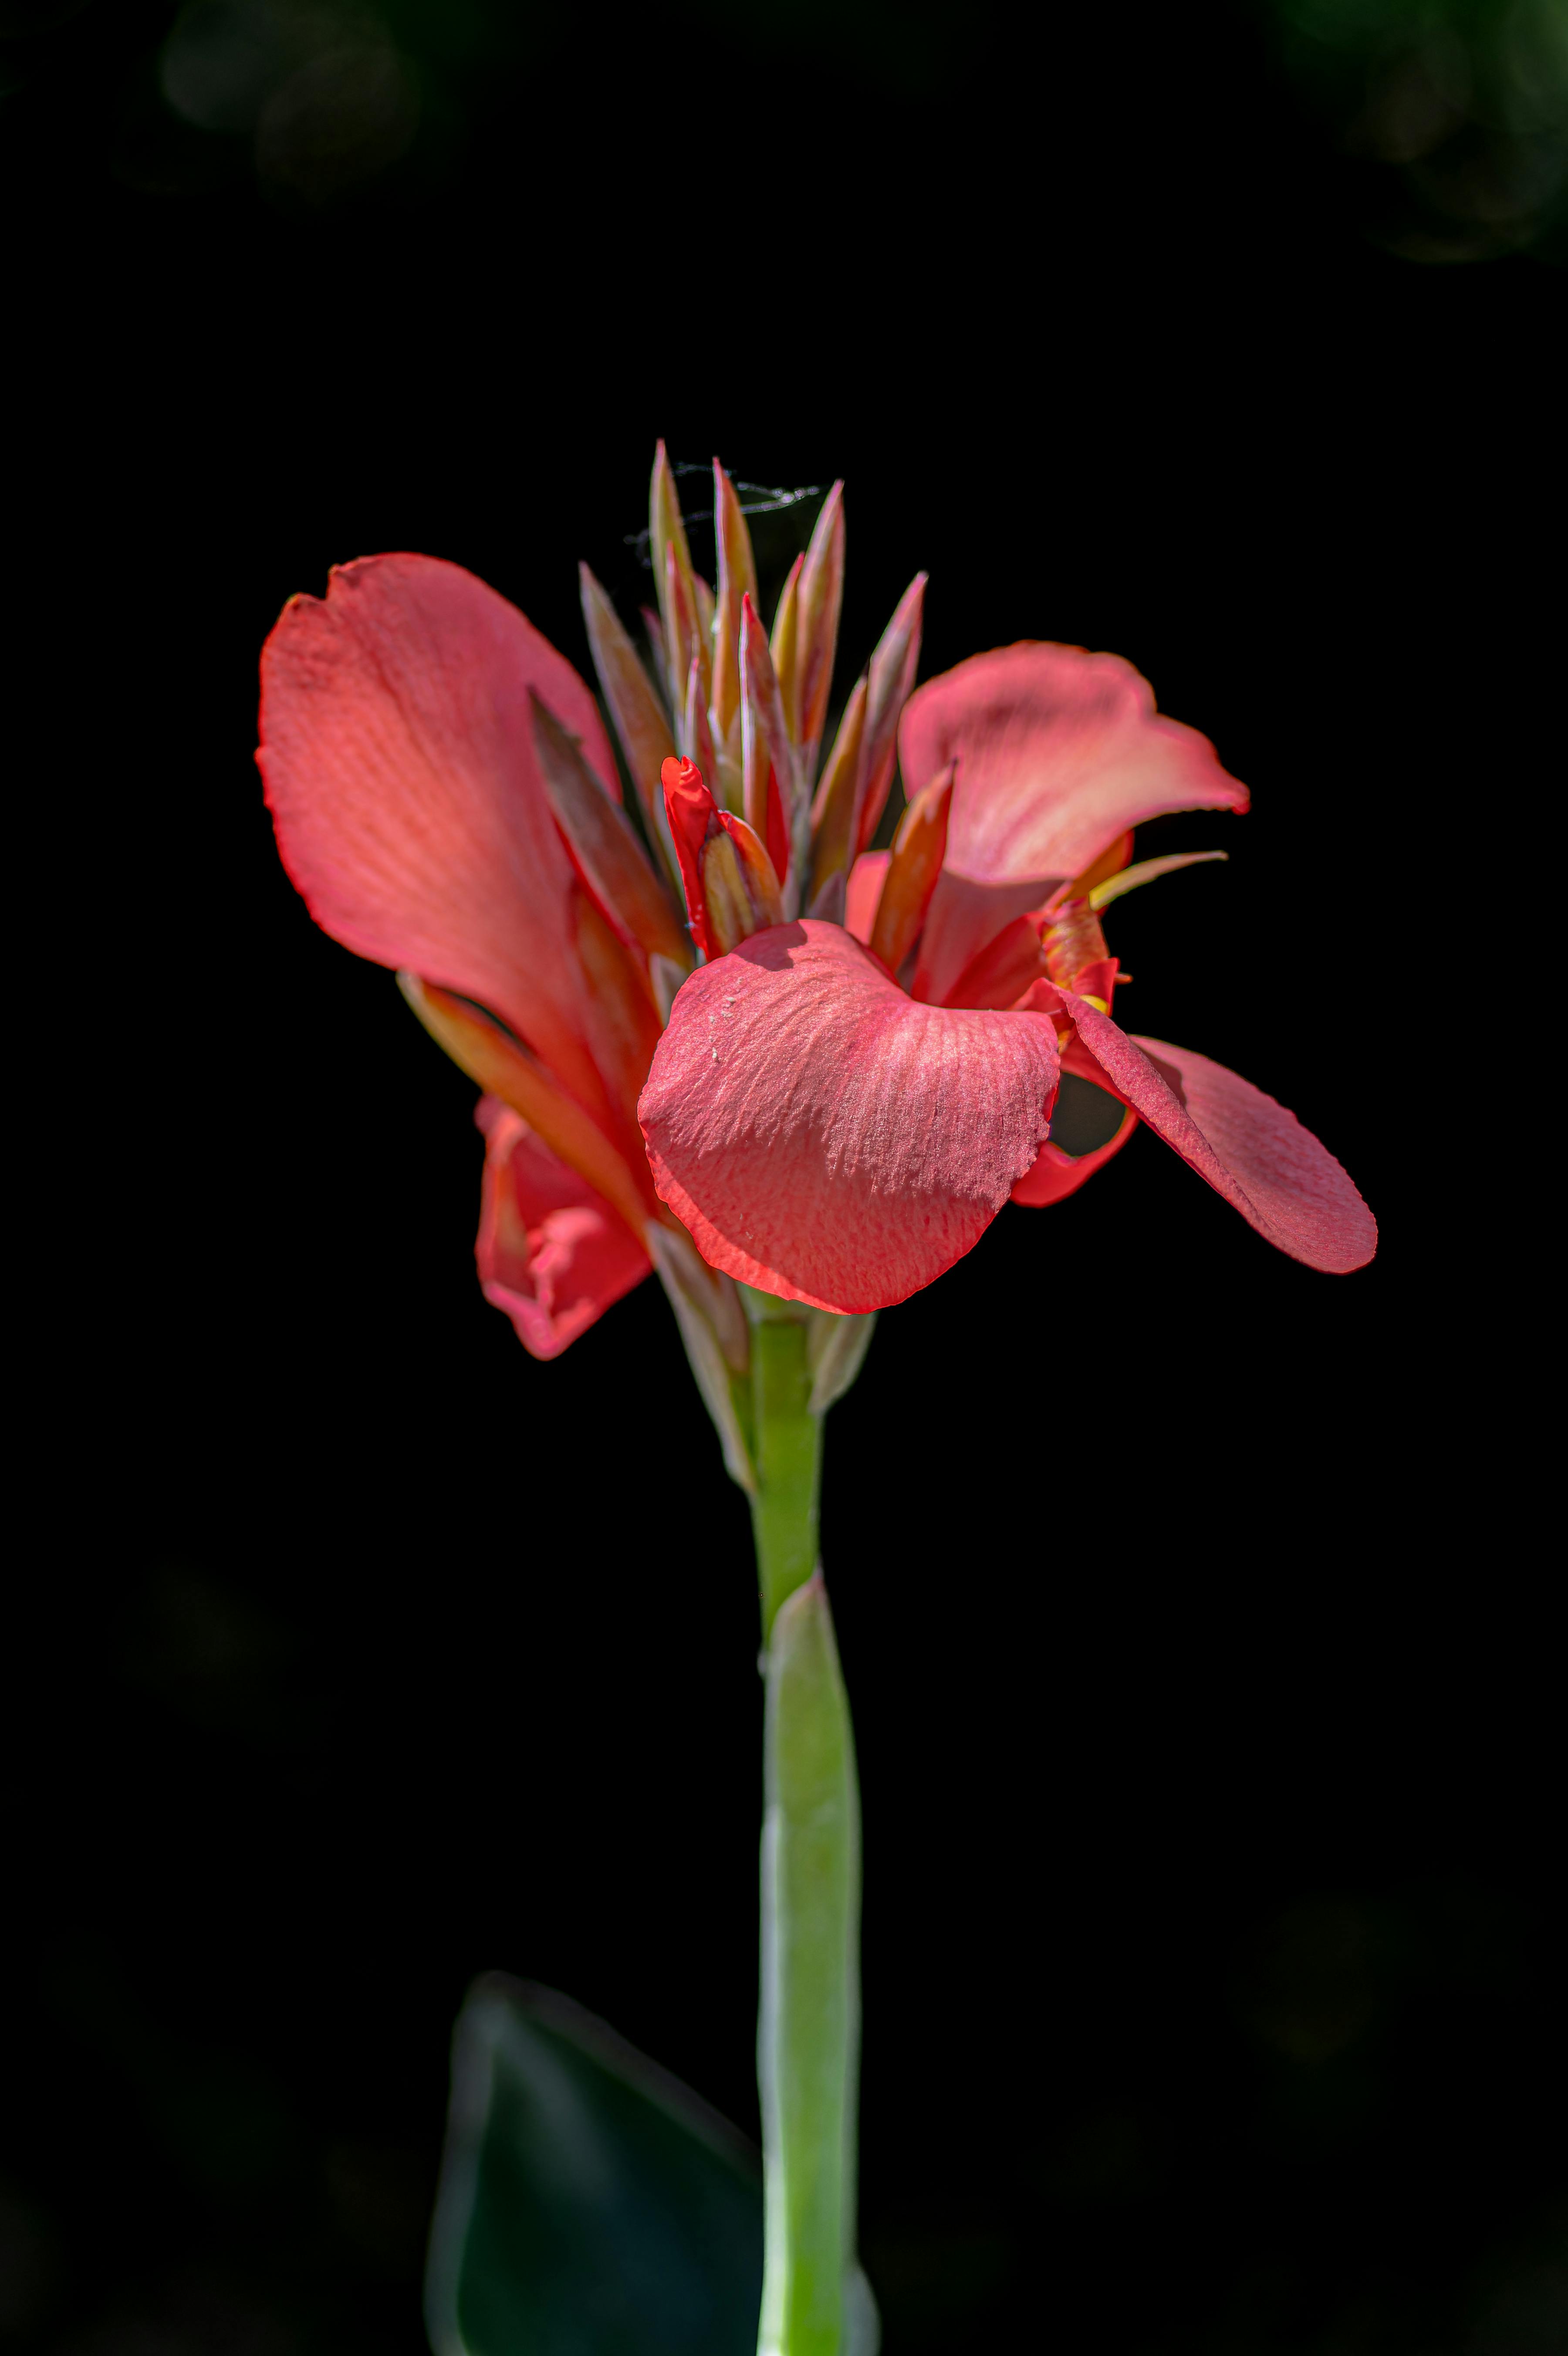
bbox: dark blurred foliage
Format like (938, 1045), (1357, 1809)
(4, 0), (1563, 249)
(1255, 0), (1568, 259)
(3, 0), (1561, 2353)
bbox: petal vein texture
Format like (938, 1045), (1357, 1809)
(639, 921), (1061, 1313)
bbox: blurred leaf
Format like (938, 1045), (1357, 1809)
(426, 1975), (763, 2356)
(1258, 0), (1568, 257)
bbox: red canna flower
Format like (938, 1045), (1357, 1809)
(259, 446), (1372, 1440)
(639, 643), (1375, 1313)
(256, 451), (920, 1476)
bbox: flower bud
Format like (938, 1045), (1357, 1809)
(662, 755), (785, 961)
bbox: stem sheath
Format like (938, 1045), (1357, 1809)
(750, 1314), (823, 1638)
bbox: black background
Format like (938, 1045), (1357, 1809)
(7, 1), (1561, 2352)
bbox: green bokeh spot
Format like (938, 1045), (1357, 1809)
(426, 1975), (763, 2356)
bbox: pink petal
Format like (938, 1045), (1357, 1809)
(1034, 991), (1376, 1273)
(844, 852), (889, 945)
(475, 1097), (651, 1360)
(638, 921), (1061, 1313)
(913, 870), (1055, 1008)
(259, 555), (620, 1123)
(900, 641), (1248, 890)
(937, 911), (1049, 1012)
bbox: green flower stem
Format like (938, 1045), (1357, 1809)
(744, 1296), (866, 2356)
(750, 1310), (824, 1639)
(758, 1575), (862, 2356)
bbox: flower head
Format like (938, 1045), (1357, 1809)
(259, 448), (1373, 1415)
(256, 451), (929, 1477)
(640, 646), (1375, 1310)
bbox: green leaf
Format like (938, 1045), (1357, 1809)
(426, 1975), (763, 2356)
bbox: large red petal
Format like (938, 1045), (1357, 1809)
(475, 1098), (651, 1360)
(638, 920), (1061, 1313)
(1032, 991), (1376, 1273)
(901, 642), (1248, 892)
(260, 555), (620, 1121)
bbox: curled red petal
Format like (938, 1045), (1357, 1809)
(1033, 990), (1377, 1273)
(638, 920), (1061, 1313)
(901, 641), (1248, 890)
(259, 554), (620, 1120)
(1011, 1103), (1137, 1206)
(475, 1098), (652, 1359)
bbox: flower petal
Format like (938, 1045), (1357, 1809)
(401, 975), (659, 1235)
(912, 870), (1054, 1008)
(1011, 1076), (1137, 1205)
(260, 554), (620, 1123)
(939, 911), (1048, 1011)
(1010, 1122), (1138, 1206)
(638, 921), (1061, 1313)
(900, 641), (1249, 889)
(844, 852), (889, 945)
(475, 1097), (652, 1360)
(1036, 991), (1376, 1273)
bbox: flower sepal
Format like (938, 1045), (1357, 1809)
(737, 1284), (878, 1418)
(661, 755), (784, 960)
(645, 1222), (757, 1494)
